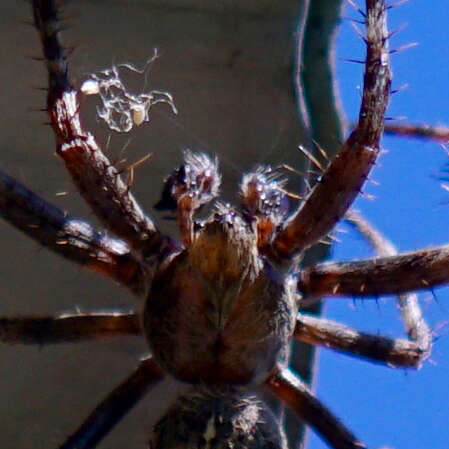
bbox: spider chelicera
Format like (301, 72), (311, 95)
(1, 1), (448, 449)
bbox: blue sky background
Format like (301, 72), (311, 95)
(309, 2), (449, 448)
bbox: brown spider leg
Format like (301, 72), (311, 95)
(345, 210), (431, 358)
(296, 211), (432, 368)
(298, 245), (449, 297)
(0, 169), (147, 295)
(0, 311), (141, 345)
(32, 0), (167, 257)
(265, 367), (365, 449)
(294, 314), (427, 368)
(383, 122), (449, 142)
(59, 356), (164, 449)
(271, 0), (391, 261)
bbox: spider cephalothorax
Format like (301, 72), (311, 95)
(146, 189), (296, 386)
(145, 153), (298, 386)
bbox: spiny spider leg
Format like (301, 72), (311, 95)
(295, 211), (432, 368)
(271, 0), (391, 261)
(59, 357), (164, 449)
(294, 313), (428, 368)
(345, 211), (432, 356)
(0, 169), (146, 294)
(0, 311), (140, 345)
(298, 245), (449, 298)
(265, 367), (365, 449)
(33, 0), (169, 257)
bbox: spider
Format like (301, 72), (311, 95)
(0, 1), (448, 449)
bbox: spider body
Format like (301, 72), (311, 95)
(151, 388), (286, 449)
(146, 152), (296, 386)
(1, 1), (448, 449)
(145, 203), (296, 386)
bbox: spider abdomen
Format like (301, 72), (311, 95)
(150, 388), (287, 449)
(143, 214), (297, 386)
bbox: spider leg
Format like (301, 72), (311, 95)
(0, 169), (147, 295)
(31, 0), (170, 258)
(265, 367), (365, 449)
(59, 356), (164, 449)
(0, 311), (141, 345)
(383, 122), (449, 143)
(346, 210), (432, 356)
(296, 211), (432, 368)
(271, 0), (391, 261)
(294, 313), (428, 368)
(298, 244), (449, 298)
